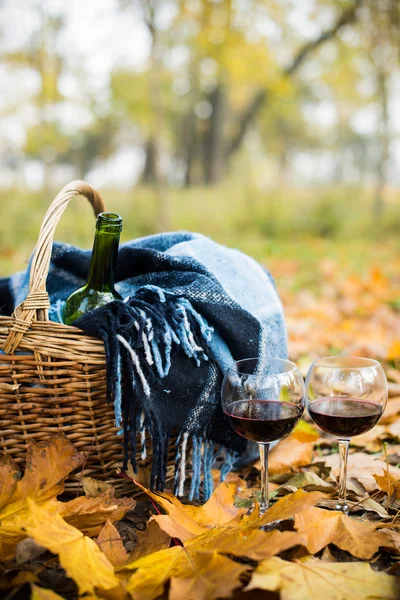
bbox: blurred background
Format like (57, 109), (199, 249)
(1, 0), (400, 364)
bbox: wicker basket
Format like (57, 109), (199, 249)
(0, 181), (173, 496)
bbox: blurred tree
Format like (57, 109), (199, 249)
(112, 0), (364, 189)
(4, 8), (65, 188)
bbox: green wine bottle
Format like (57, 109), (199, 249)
(63, 212), (123, 325)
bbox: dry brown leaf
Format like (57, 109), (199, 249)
(129, 519), (171, 561)
(96, 520), (129, 567)
(374, 469), (400, 499)
(26, 500), (122, 597)
(245, 556), (400, 600)
(61, 492), (136, 537)
(293, 506), (395, 559)
(321, 451), (400, 493)
(381, 398), (400, 423)
(267, 436), (314, 474)
(350, 425), (387, 452)
(388, 420), (400, 439)
(280, 471), (334, 492)
(81, 477), (112, 497)
(124, 546), (248, 600)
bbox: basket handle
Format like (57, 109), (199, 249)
(3, 180), (107, 354)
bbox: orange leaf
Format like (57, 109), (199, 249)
(96, 520), (129, 567)
(124, 546), (248, 600)
(134, 481), (247, 542)
(267, 436), (313, 474)
(293, 506), (395, 559)
(0, 434), (135, 560)
(257, 489), (325, 528)
(388, 340), (400, 360)
(129, 519), (171, 562)
(373, 469), (400, 499)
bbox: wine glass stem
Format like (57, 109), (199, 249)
(337, 438), (350, 513)
(258, 443), (270, 514)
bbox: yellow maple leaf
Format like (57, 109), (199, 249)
(0, 434), (135, 559)
(123, 546), (248, 600)
(30, 586), (66, 600)
(26, 500), (122, 596)
(245, 556), (400, 600)
(134, 480), (248, 542)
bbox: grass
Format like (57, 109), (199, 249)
(1, 183), (399, 294)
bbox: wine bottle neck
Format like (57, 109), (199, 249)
(87, 215), (122, 292)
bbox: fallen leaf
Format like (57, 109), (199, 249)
(381, 397), (400, 423)
(124, 546), (249, 600)
(378, 528), (400, 554)
(374, 469), (400, 499)
(26, 500), (121, 596)
(0, 435), (135, 560)
(96, 520), (129, 567)
(129, 519), (171, 561)
(61, 491), (136, 536)
(135, 481), (247, 542)
(350, 426), (387, 452)
(31, 585), (65, 600)
(245, 556), (400, 600)
(11, 571), (39, 586)
(293, 506), (395, 559)
(322, 451), (400, 493)
(185, 526), (298, 561)
(291, 420), (320, 443)
(257, 489), (325, 527)
(169, 550), (249, 600)
(267, 436), (314, 474)
(280, 471), (334, 492)
(16, 537), (46, 564)
(388, 420), (400, 439)
(0, 434), (83, 559)
(82, 477), (112, 497)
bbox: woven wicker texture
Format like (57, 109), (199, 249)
(0, 181), (168, 495)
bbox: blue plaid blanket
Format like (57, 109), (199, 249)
(1, 232), (287, 500)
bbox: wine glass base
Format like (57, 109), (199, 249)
(335, 501), (349, 514)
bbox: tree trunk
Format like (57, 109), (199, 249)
(142, 137), (156, 184)
(204, 85), (226, 185)
(183, 111), (197, 187)
(374, 68), (389, 222)
(225, 0), (363, 161)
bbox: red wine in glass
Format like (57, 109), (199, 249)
(221, 358), (306, 515)
(225, 399), (303, 443)
(308, 397), (383, 438)
(305, 357), (388, 513)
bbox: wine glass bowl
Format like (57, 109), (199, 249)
(305, 357), (387, 513)
(222, 358), (305, 514)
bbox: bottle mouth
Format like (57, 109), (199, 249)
(96, 212), (123, 231)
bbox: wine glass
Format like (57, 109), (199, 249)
(221, 358), (305, 515)
(305, 357), (387, 513)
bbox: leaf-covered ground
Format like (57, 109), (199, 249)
(1, 258), (400, 600)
